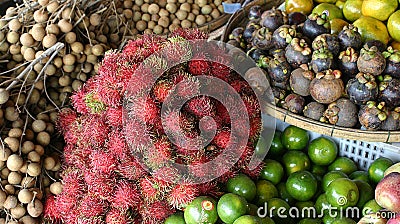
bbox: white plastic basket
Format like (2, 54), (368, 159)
(273, 118), (400, 171)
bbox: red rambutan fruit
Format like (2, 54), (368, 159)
(210, 57), (232, 82)
(241, 161), (265, 179)
(242, 94), (261, 118)
(85, 171), (116, 200)
(152, 79), (174, 102)
(218, 168), (239, 183)
(172, 75), (201, 99)
(212, 129), (232, 149)
(188, 154), (213, 178)
(187, 53), (211, 76)
(125, 67), (155, 95)
(143, 145), (171, 170)
(128, 95), (160, 124)
(117, 157), (147, 180)
(161, 109), (194, 136)
(71, 87), (90, 114)
(198, 115), (223, 134)
(92, 78), (122, 109)
(111, 180), (142, 210)
(43, 194), (62, 222)
(171, 28), (208, 40)
(78, 194), (108, 218)
(123, 118), (152, 152)
(139, 176), (172, 202)
(56, 108), (77, 134)
(196, 181), (224, 198)
(90, 150), (116, 174)
(154, 135), (173, 159)
(79, 115), (109, 147)
(167, 183), (198, 209)
(140, 200), (175, 223)
(249, 116), (262, 142)
(107, 129), (128, 160)
(230, 79), (252, 95)
(106, 208), (129, 224)
(152, 165), (181, 185)
(185, 96), (215, 118)
(163, 36), (193, 64)
(105, 106), (123, 128)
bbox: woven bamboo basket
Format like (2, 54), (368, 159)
(221, 0), (400, 142)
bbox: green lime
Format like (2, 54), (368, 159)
(286, 171), (318, 201)
(322, 170), (348, 192)
(260, 217), (275, 224)
(298, 218), (322, 224)
(285, 0), (314, 14)
(362, 0), (398, 21)
(276, 182), (296, 205)
(315, 194), (332, 216)
(233, 215), (261, 224)
(267, 198), (290, 218)
(354, 180), (374, 208)
(282, 151), (311, 175)
(308, 137), (338, 166)
(295, 201), (315, 218)
(255, 180), (279, 206)
(368, 157), (394, 184)
(217, 193), (248, 224)
(184, 196), (218, 224)
(388, 10), (400, 42)
(312, 3), (343, 20)
(315, 0), (337, 3)
(336, 0), (345, 9)
(226, 174), (257, 201)
(349, 170), (370, 183)
(281, 125), (309, 151)
(332, 218), (357, 224)
(165, 212), (185, 224)
(247, 203), (259, 216)
(326, 178), (359, 209)
(353, 16), (390, 45)
(343, 0), (363, 22)
(269, 131), (286, 157)
(260, 159), (284, 185)
(311, 164), (328, 178)
(362, 199), (383, 216)
(323, 214), (338, 224)
(328, 157), (358, 175)
(330, 18), (349, 34)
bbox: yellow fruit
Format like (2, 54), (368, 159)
(285, 0), (314, 14)
(391, 41), (400, 51)
(353, 16), (390, 45)
(388, 10), (400, 42)
(335, 0), (346, 10)
(362, 0), (398, 21)
(315, 0), (337, 3)
(343, 0), (363, 22)
(330, 18), (349, 34)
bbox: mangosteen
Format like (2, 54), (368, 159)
(272, 25), (298, 49)
(289, 64), (314, 96)
(309, 69), (344, 104)
(227, 39), (241, 49)
(357, 45), (386, 76)
(252, 27), (273, 51)
(260, 8), (285, 31)
(247, 47), (266, 61)
(288, 12), (307, 25)
(271, 79), (289, 90)
(337, 25), (362, 50)
(272, 86), (287, 105)
(346, 73), (378, 105)
(302, 12), (330, 39)
(256, 55), (271, 69)
(383, 46), (400, 78)
(312, 34), (340, 56)
(229, 27), (244, 42)
(243, 22), (260, 43)
(381, 108), (400, 130)
(337, 47), (359, 79)
(364, 40), (387, 53)
(249, 5), (262, 21)
(379, 75), (400, 108)
(303, 102), (325, 121)
(269, 48), (286, 59)
(358, 101), (387, 130)
(310, 47), (334, 73)
(282, 93), (305, 114)
(323, 98), (358, 128)
(285, 38), (312, 69)
(267, 54), (292, 83)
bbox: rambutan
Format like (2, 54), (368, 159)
(230, 79), (252, 95)
(241, 161), (265, 179)
(249, 116), (262, 142)
(196, 181), (224, 198)
(139, 176), (163, 202)
(79, 115), (109, 147)
(212, 128), (232, 149)
(185, 96), (215, 118)
(163, 36), (192, 65)
(123, 118), (152, 152)
(198, 115), (223, 135)
(210, 56), (232, 82)
(107, 129), (128, 160)
(171, 28), (208, 40)
(218, 168), (239, 183)
(161, 109), (195, 136)
(167, 183), (198, 209)
(106, 208), (129, 224)
(43, 194), (62, 222)
(126, 95), (160, 124)
(152, 79), (174, 102)
(152, 165), (181, 184)
(56, 108), (77, 134)
(188, 153), (213, 178)
(242, 94), (261, 118)
(85, 171), (116, 200)
(71, 87), (90, 114)
(90, 150), (116, 174)
(125, 67), (156, 95)
(187, 53), (211, 76)
(111, 180), (142, 210)
(117, 157), (147, 180)
(78, 194), (108, 218)
(84, 92), (107, 114)
(143, 144), (171, 170)
(140, 200), (175, 223)
(173, 76), (201, 99)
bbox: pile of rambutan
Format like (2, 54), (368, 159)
(44, 28), (265, 223)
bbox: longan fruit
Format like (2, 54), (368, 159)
(8, 128), (22, 138)
(0, 148), (10, 162)
(90, 13), (101, 26)
(4, 137), (19, 152)
(0, 190), (6, 206)
(46, 24), (60, 35)
(38, 0), (48, 6)
(58, 20), (73, 33)
(18, 189), (33, 204)
(7, 154), (23, 171)
(21, 141), (34, 154)
(3, 195), (17, 209)
(24, 129), (34, 141)
(23, 48), (35, 61)
(27, 163), (41, 177)
(5, 185), (15, 195)
(63, 54), (76, 66)
(33, 10), (48, 23)
(27, 199), (43, 218)
(8, 19), (21, 31)
(6, 31), (19, 44)
(42, 34), (57, 49)
(8, 171), (22, 185)
(10, 204), (26, 219)
(0, 89), (9, 105)
(49, 182), (63, 195)
(21, 177), (35, 188)
(20, 33), (34, 47)
(27, 151), (40, 163)
(19, 216), (38, 224)
(64, 32), (76, 44)
(43, 156), (55, 170)
(19, 161), (27, 173)
(148, 4), (160, 15)
(92, 44), (104, 56)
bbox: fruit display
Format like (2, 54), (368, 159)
(225, 3), (400, 131)
(165, 125), (399, 224)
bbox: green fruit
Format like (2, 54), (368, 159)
(328, 157), (358, 175)
(255, 180), (279, 206)
(312, 3), (343, 20)
(260, 159), (284, 185)
(165, 212), (185, 224)
(269, 131), (286, 157)
(276, 182), (296, 205)
(354, 180), (374, 208)
(322, 171), (348, 192)
(281, 125), (309, 150)
(282, 151), (311, 175)
(184, 196), (218, 224)
(349, 170), (370, 183)
(298, 218), (322, 224)
(226, 174), (257, 201)
(308, 137), (338, 166)
(286, 171), (318, 201)
(233, 215), (261, 224)
(368, 157), (394, 184)
(362, 199), (383, 216)
(315, 194), (332, 216)
(326, 178), (359, 209)
(217, 193), (248, 224)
